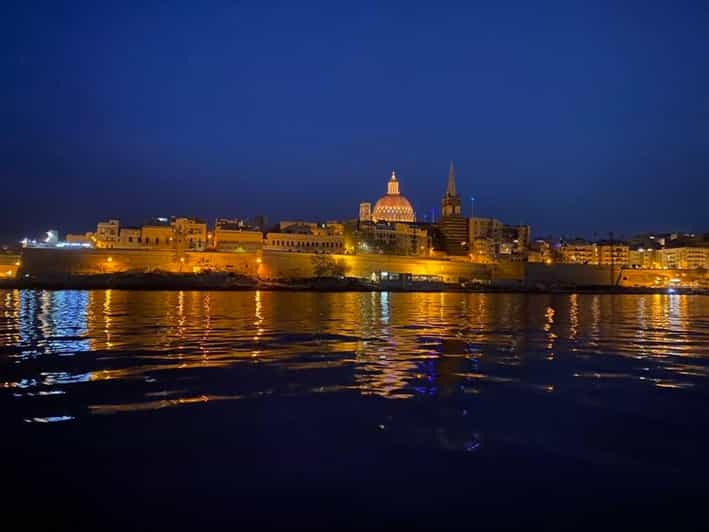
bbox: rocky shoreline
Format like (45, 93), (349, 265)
(0, 272), (707, 295)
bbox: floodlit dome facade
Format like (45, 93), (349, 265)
(372, 171), (415, 223)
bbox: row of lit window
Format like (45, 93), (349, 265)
(121, 236), (203, 246)
(125, 236), (168, 244)
(270, 240), (342, 248)
(374, 208), (412, 214)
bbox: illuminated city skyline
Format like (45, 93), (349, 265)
(2, 3), (709, 243)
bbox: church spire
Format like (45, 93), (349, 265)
(441, 161), (462, 218)
(446, 160), (457, 196)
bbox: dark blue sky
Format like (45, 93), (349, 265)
(2, 1), (708, 242)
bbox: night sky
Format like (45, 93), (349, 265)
(2, 1), (708, 243)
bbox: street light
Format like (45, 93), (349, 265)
(470, 197), (475, 218)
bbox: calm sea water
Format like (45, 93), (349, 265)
(2, 289), (709, 530)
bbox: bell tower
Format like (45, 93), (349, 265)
(439, 161), (468, 256)
(441, 161), (461, 217)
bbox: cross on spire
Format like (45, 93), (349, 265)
(447, 160), (457, 196)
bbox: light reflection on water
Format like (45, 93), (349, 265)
(1, 289), (709, 455)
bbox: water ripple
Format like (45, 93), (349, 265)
(1, 290), (708, 458)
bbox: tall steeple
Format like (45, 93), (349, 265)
(441, 161), (461, 217)
(446, 161), (457, 196)
(439, 160), (467, 256)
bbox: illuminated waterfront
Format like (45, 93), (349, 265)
(2, 290), (709, 529)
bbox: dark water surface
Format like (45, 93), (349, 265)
(2, 290), (709, 530)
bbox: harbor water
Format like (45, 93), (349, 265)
(2, 290), (708, 530)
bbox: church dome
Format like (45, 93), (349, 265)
(372, 171), (415, 223)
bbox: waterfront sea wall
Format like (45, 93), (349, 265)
(19, 248), (260, 278)
(525, 263), (618, 287)
(18, 248), (498, 283)
(619, 267), (708, 289)
(0, 254), (21, 279)
(525, 263), (708, 289)
(259, 251), (498, 283)
(14, 248), (707, 289)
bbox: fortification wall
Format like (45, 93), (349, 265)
(525, 264), (708, 288)
(259, 251), (493, 282)
(19, 248), (497, 283)
(619, 268), (709, 288)
(491, 262), (526, 285)
(15, 248), (707, 289)
(525, 263), (617, 287)
(0, 254), (21, 279)
(16, 248), (709, 289)
(20, 248), (259, 277)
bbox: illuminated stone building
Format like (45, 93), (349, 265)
(469, 217), (503, 243)
(438, 162), (468, 255)
(172, 217), (207, 251)
(470, 217), (531, 261)
(359, 202), (372, 222)
(265, 220), (344, 253)
(560, 240), (629, 266)
(596, 241), (630, 266)
(118, 227), (142, 248)
(213, 219), (263, 252)
(279, 221), (344, 236)
(560, 240), (597, 264)
(499, 224), (531, 259)
(629, 247), (661, 269)
(469, 237), (495, 263)
(659, 247), (709, 269)
(140, 219), (173, 249)
(527, 239), (554, 264)
(94, 220), (120, 248)
(264, 232), (344, 253)
(371, 171), (415, 223)
(353, 222), (430, 256)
